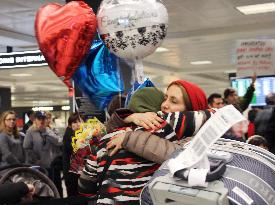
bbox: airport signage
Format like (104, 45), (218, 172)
(236, 39), (275, 77)
(0, 50), (48, 68)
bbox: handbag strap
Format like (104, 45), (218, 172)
(97, 155), (113, 194)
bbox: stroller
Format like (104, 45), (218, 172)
(0, 164), (94, 205)
(0, 164), (60, 203)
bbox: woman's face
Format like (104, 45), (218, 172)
(71, 120), (81, 131)
(4, 114), (16, 130)
(161, 84), (186, 113)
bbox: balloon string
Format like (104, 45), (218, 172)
(135, 59), (144, 83)
(72, 81), (77, 113)
(116, 57), (124, 109)
(117, 59), (123, 108)
(74, 99), (84, 123)
(74, 97), (79, 113)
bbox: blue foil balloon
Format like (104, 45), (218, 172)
(125, 78), (155, 106)
(73, 39), (124, 109)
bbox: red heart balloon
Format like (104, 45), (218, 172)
(35, 1), (97, 93)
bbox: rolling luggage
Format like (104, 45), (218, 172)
(141, 138), (275, 205)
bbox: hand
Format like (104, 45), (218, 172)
(106, 132), (127, 156)
(124, 112), (163, 130)
(252, 72), (257, 85)
(21, 183), (35, 203)
(27, 183), (35, 195)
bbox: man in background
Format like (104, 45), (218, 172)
(254, 93), (275, 136)
(265, 105), (275, 154)
(207, 93), (224, 109)
(22, 110), (35, 134)
(224, 74), (256, 113)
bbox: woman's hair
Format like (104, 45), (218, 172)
(107, 94), (126, 116)
(68, 112), (82, 127)
(45, 111), (52, 119)
(168, 80), (208, 111)
(247, 135), (269, 149)
(0, 110), (19, 138)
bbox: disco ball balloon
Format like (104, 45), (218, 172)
(97, 0), (168, 60)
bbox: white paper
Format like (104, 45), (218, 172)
(188, 168), (209, 187)
(168, 105), (246, 175)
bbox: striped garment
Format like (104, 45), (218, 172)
(79, 110), (213, 204)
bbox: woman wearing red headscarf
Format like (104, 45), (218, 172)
(78, 80), (213, 204)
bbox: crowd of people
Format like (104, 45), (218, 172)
(0, 77), (274, 204)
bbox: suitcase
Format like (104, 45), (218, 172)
(141, 138), (275, 205)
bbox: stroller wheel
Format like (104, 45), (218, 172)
(0, 167), (60, 199)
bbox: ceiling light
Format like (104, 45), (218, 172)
(32, 106), (53, 111)
(190, 61), (212, 65)
(236, 2), (275, 15)
(61, 106), (70, 111)
(155, 47), (169, 52)
(11, 73), (32, 77)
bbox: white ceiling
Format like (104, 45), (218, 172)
(1, 0), (275, 107)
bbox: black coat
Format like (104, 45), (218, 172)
(0, 182), (29, 204)
(62, 127), (74, 177)
(265, 107), (275, 154)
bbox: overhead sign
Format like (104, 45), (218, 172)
(0, 50), (47, 68)
(236, 39), (275, 77)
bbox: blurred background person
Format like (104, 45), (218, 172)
(207, 93), (224, 109)
(0, 110), (25, 167)
(23, 111), (62, 177)
(254, 93), (275, 136)
(45, 112), (60, 135)
(246, 108), (259, 139)
(22, 110), (35, 134)
(247, 135), (269, 150)
(224, 74), (256, 113)
(45, 111), (63, 197)
(62, 112), (82, 197)
(222, 120), (248, 142)
(264, 106), (275, 154)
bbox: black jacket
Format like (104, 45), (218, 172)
(22, 120), (33, 134)
(62, 127), (74, 177)
(0, 182), (29, 204)
(265, 107), (275, 154)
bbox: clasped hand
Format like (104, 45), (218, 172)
(107, 128), (132, 156)
(124, 112), (163, 130)
(107, 112), (164, 156)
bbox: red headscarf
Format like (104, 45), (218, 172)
(169, 80), (208, 111)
